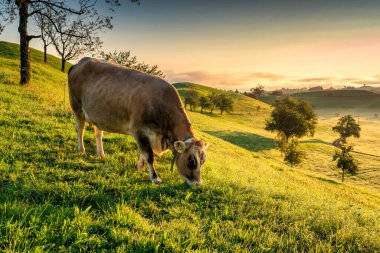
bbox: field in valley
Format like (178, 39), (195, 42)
(261, 90), (380, 119)
(1, 41), (380, 252)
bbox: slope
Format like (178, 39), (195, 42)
(0, 41), (380, 252)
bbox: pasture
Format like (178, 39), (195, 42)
(1, 41), (380, 252)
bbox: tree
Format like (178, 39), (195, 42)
(270, 90), (283, 96)
(277, 134), (305, 167)
(199, 96), (211, 113)
(266, 96), (317, 166)
(265, 96), (317, 140)
(250, 84), (265, 99)
(207, 92), (218, 114)
(333, 145), (359, 182)
(332, 115), (361, 144)
(33, 11), (53, 63)
(184, 90), (199, 111)
(100, 51), (165, 78)
(48, 12), (112, 72)
(0, 0), (140, 84)
(215, 94), (233, 115)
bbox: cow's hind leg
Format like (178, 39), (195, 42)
(135, 131), (161, 183)
(137, 154), (146, 170)
(74, 110), (86, 153)
(94, 125), (105, 157)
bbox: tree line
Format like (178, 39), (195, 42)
(184, 89), (234, 115)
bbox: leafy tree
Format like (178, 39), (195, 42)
(265, 96), (317, 140)
(100, 51), (165, 78)
(216, 94), (233, 115)
(277, 134), (305, 167)
(199, 96), (211, 113)
(333, 145), (359, 182)
(332, 115), (361, 144)
(207, 92), (218, 114)
(250, 84), (265, 99)
(0, 0), (140, 84)
(48, 12), (112, 72)
(184, 90), (199, 111)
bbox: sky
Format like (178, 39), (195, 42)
(2, 0), (380, 90)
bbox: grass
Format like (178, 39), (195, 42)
(1, 41), (380, 252)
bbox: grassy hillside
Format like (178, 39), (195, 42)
(260, 90), (380, 119)
(174, 82), (270, 114)
(1, 41), (380, 251)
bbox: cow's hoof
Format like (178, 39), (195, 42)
(97, 153), (105, 158)
(151, 177), (162, 184)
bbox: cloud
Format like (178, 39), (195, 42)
(292, 77), (333, 83)
(164, 69), (380, 90)
(165, 69), (286, 89)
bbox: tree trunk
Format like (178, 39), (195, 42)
(220, 108), (223, 115)
(44, 44), (47, 63)
(18, 0), (30, 85)
(210, 108), (213, 114)
(201, 107), (203, 113)
(342, 170), (345, 182)
(61, 58), (66, 72)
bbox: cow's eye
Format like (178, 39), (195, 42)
(188, 156), (197, 169)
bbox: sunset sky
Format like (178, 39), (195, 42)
(2, 0), (380, 90)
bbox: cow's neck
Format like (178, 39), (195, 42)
(174, 122), (194, 142)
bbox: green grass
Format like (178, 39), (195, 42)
(1, 41), (380, 252)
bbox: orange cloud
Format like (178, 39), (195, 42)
(165, 70), (286, 89)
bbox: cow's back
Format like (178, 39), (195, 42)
(68, 58), (186, 135)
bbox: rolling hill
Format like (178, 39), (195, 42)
(261, 90), (380, 119)
(1, 41), (380, 251)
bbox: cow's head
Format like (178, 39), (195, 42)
(174, 139), (209, 186)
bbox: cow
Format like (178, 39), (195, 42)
(68, 57), (209, 186)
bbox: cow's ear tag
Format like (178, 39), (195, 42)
(174, 141), (186, 153)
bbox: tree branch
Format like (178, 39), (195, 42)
(28, 35), (41, 41)
(30, 0), (87, 15)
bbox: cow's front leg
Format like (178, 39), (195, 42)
(94, 126), (105, 157)
(136, 132), (161, 183)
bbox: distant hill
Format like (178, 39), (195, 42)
(293, 89), (378, 97)
(173, 82), (270, 114)
(261, 89), (380, 118)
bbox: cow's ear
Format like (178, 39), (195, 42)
(174, 141), (186, 153)
(203, 142), (210, 149)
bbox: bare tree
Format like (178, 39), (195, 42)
(47, 12), (112, 72)
(34, 12), (53, 63)
(0, 0), (140, 85)
(250, 84), (265, 99)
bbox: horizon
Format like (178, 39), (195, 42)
(1, 0), (380, 90)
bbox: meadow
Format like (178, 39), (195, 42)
(1, 41), (380, 252)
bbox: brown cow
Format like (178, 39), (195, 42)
(68, 57), (209, 186)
